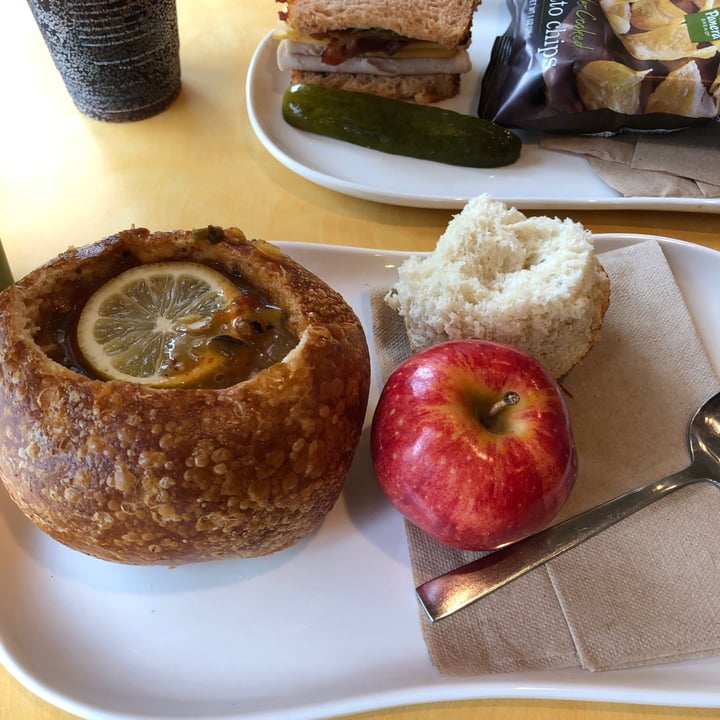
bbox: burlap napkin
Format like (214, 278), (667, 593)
(540, 124), (720, 198)
(370, 239), (720, 674)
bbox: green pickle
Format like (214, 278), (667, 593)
(282, 83), (521, 168)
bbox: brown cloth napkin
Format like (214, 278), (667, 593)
(370, 239), (720, 674)
(540, 124), (720, 198)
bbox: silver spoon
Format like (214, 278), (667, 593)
(416, 389), (720, 622)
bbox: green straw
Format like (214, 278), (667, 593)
(0, 240), (13, 291)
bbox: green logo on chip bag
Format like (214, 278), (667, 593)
(686, 8), (720, 42)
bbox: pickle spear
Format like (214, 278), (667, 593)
(281, 83), (521, 168)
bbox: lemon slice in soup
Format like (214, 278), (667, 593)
(77, 262), (242, 387)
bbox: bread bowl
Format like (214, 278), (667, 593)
(0, 227), (371, 564)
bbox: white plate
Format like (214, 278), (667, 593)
(245, 10), (720, 213)
(2, 234), (720, 720)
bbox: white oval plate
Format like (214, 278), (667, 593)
(2, 235), (720, 720)
(245, 9), (720, 213)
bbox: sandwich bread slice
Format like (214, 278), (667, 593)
(275, 0), (480, 103)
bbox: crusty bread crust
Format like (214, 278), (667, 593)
(0, 228), (371, 564)
(285, 0), (480, 47)
(291, 69), (460, 103)
(584, 257), (611, 371)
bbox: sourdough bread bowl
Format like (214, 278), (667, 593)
(0, 227), (370, 564)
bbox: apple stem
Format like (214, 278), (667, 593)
(488, 391), (520, 419)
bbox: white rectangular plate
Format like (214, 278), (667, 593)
(2, 235), (720, 720)
(245, 6), (720, 213)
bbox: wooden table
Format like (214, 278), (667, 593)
(1, 2), (719, 720)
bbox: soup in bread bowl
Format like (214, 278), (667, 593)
(0, 226), (371, 564)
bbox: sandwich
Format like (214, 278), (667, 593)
(274, 0), (480, 104)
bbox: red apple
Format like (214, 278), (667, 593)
(370, 339), (577, 550)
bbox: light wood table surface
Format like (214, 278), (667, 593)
(1, 3), (719, 720)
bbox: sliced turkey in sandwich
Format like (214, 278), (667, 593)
(274, 0), (480, 104)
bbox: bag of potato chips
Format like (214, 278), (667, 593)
(478, 0), (720, 133)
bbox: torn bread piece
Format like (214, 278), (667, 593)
(385, 195), (611, 378)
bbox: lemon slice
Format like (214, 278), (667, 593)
(77, 262), (241, 387)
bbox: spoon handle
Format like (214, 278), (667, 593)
(416, 469), (698, 622)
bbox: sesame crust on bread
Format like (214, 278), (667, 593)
(385, 195), (611, 379)
(0, 228), (370, 564)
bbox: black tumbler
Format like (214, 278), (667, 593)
(26, 0), (181, 122)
